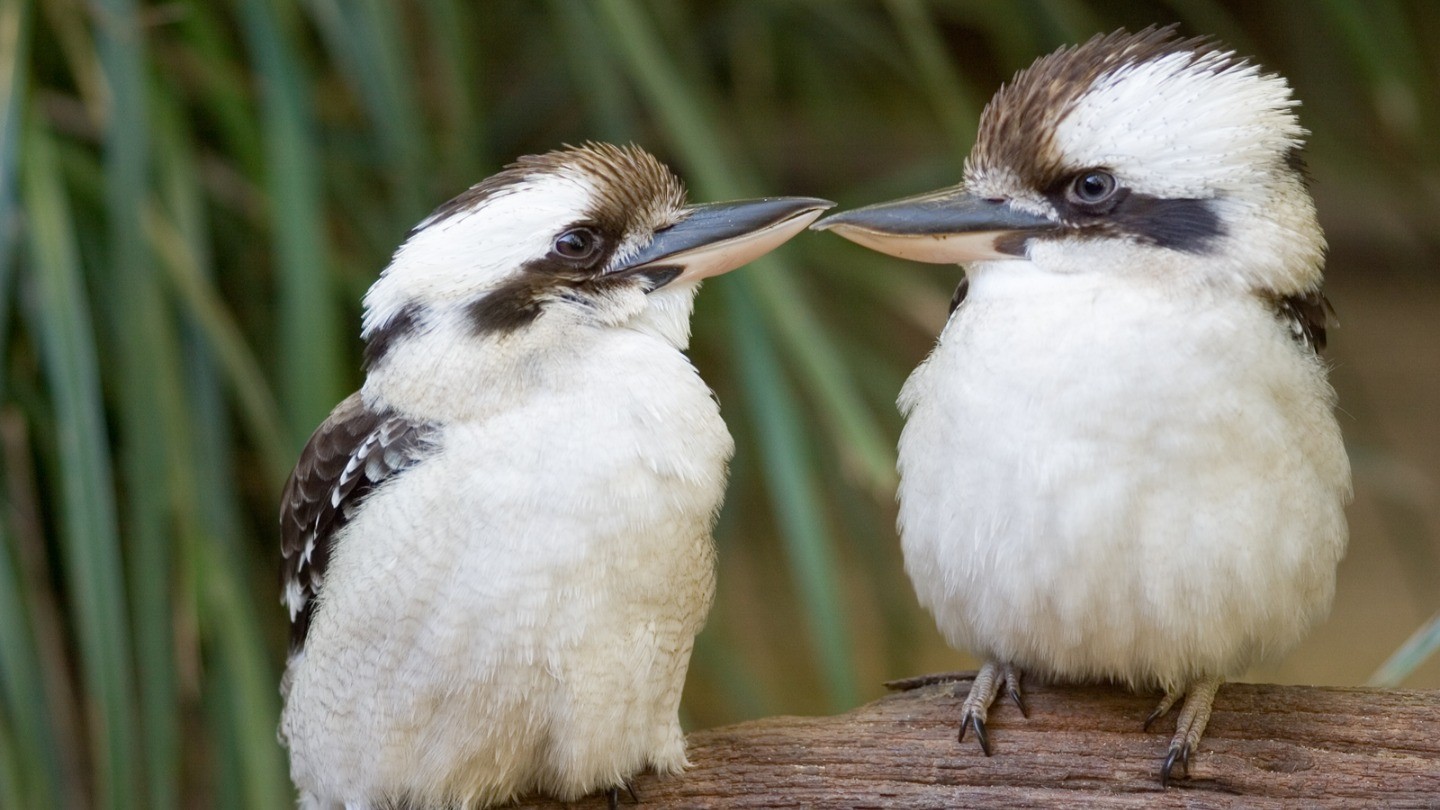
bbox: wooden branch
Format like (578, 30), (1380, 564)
(518, 673), (1440, 808)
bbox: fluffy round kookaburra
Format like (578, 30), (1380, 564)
(814, 27), (1350, 785)
(279, 143), (830, 809)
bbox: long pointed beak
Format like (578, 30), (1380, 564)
(618, 196), (834, 286)
(812, 187), (1056, 264)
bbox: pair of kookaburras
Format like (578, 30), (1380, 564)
(279, 27), (1350, 808)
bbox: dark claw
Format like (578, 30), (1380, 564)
(604, 780), (640, 807)
(972, 714), (993, 756)
(959, 712), (993, 756)
(1160, 744), (1189, 788)
(1008, 683), (1029, 718)
(1143, 706), (1165, 732)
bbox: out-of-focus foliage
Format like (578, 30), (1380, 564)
(2, 1), (1438, 807)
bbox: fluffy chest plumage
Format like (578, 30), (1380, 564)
(283, 330), (732, 806)
(896, 268), (1349, 689)
(350, 349), (731, 652)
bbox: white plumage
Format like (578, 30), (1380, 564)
(898, 270), (1348, 691)
(816, 27), (1350, 783)
(286, 335), (728, 807)
(279, 143), (828, 808)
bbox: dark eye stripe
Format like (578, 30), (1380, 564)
(1038, 168), (1225, 254)
(1107, 194), (1224, 253)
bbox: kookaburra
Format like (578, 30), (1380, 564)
(815, 27), (1350, 784)
(279, 142), (830, 808)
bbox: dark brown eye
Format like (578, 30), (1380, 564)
(553, 228), (600, 261)
(1069, 171), (1117, 204)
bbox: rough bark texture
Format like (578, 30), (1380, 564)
(518, 673), (1440, 808)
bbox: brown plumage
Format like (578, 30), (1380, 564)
(416, 142), (685, 237)
(1273, 289), (1333, 353)
(279, 392), (437, 656)
(967, 26), (1241, 190)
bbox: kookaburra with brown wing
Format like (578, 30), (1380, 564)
(815, 27), (1350, 784)
(279, 143), (830, 809)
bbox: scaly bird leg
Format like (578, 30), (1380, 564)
(1150, 675), (1223, 787)
(1004, 663), (1028, 718)
(955, 661), (1027, 755)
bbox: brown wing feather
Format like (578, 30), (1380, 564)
(1274, 289), (1332, 353)
(279, 393), (437, 656)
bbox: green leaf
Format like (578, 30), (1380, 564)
(1369, 609), (1440, 688)
(23, 115), (137, 810)
(94, 2), (184, 805)
(240, 0), (345, 447)
(725, 280), (860, 710)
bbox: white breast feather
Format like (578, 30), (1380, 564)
(282, 326), (732, 808)
(897, 267), (1350, 693)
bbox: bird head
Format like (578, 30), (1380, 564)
(814, 27), (1324, 296)
(361, 143), (830, 373)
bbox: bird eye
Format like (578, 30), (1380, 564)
(553, 228), (600, 261)
(1069, 171), (1118, 204)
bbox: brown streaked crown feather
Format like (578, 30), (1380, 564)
(414, 142), (686, 238)
(966, 25), (1243, 190)
(562, 142), (687, 235)
(280, 393), (438, 658)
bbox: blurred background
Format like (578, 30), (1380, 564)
(4, 0), (1439, 807)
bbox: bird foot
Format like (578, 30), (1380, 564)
(1150, 676), (1223, 787)
(1005, 665), (1029, 718)
(605, 779), (640, 809)
(955, 661), (1025, 755)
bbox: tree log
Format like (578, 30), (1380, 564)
(518, 673), (1440, 808)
